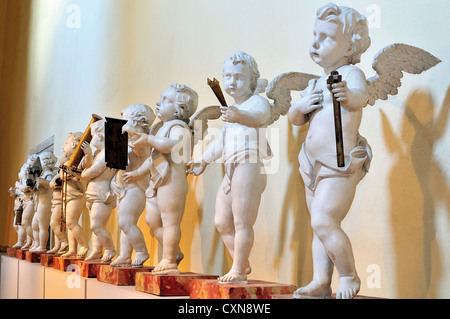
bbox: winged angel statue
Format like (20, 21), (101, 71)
(268, 3), (440, 300)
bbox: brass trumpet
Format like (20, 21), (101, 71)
(61, 114), (103, 173)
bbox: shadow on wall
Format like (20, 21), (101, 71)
(381, 86), (450, 298)
(0, 0), (32, 246)
(274, 118), (313, 287)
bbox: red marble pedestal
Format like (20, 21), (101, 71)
(7, 247), (17, 257)
(16, 249), (27, 260)
(75, 260), (110, 278)
(40, 254), (58, 267)
(135, 272), (219, 296)
(25, 251), (44, 263)
(97, 265), (154, 286)
(52, 256), (84, 271)
(190, 279), (297, 299)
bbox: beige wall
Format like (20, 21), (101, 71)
(1, 0), (449, 299)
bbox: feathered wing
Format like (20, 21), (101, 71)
(366, 43), (441, 106)
(188, 105), (222, 145)
(266, 72), (320, 125)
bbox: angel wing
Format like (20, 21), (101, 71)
(266, 72), (320, 125)
(366, 43), (441, 106)
(188, 105), (222, 145)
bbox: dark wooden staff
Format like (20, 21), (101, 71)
(327, 70), (345, 168)
(207, 78), (227, 107)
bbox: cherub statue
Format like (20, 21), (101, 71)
(8, 180), (26, 249)
(110, 104), (156, 268)
(16, 156), (39, 250)
(266, 3), (440, 299)
(46, 166), (69, 255)
(122, 84), (199, 274)
(30, 151), (58, 252)
(80, 119), (118, 262)
(59, 132), (90, 258)
(187, 51), (279, 284)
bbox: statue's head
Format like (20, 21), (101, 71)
(314, 3), (371, 65)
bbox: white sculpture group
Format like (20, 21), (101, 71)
(8, 3), (440, 299)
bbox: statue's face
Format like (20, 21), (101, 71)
(63, 136), (76, 156)
(40, 156), (52, 167)
(156, 87), (178, 122)
(222, 61), (253, 103)
(310, 19), (351, 72)
(121, 110), (146, 137)
(90, 128), (103, 150)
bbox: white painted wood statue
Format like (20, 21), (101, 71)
(8, 178), (26, 249)
(266, 3), (440, 299)
(16, 156), (39, 250)
(187, 51), (278, 284)
(46, 164), (69, 255)
(122, 84), (199, 274)
(30, 151), (58, 252)
(110, 104), (156, 268)
(80, 119), (118, 262)
(59, 132), (90, 258)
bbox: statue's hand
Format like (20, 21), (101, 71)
(330, 81), (350, 105)
(81, 141), (92, 156)
(292, 80), (323, 115)
(122, 171), (138, 184)
(186, 158), (207, 176)
(220, 106), (241, 123)
(129, 132), (149, 150)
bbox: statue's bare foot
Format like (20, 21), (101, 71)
(101, 249), (116, 262)
(293, 281), (332, 299)
(176, 251), (184, 265)
(110, 255), (132, 267)
(85, 250), (103, 262)
(35, 247), (47, 253)
(77, 246), (89, 259)
(245, 261), (252, 275)
(12, 243), (24, 249)
(57, 242), (69, 255)
(152, 258), (180, 275)
(336, 276), (360, 299)
(47, 246), (60, 254)
(131, 251), (149, 268)
(61, 250), (77, 258)
(21, 242), (32, 250)
(218, 268), (247, 285)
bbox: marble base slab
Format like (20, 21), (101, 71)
(16, 249), (26, 260)
(52, 256), (84, 271)
(97, 265), (154, 286)
(135, 272), (219, 296)
(75, 260), (110, 278)
(25, 251), (44, 263)
(189, 279), (297, 299)
(6, 247), (17, 257)
(40, 254), (57, 267)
